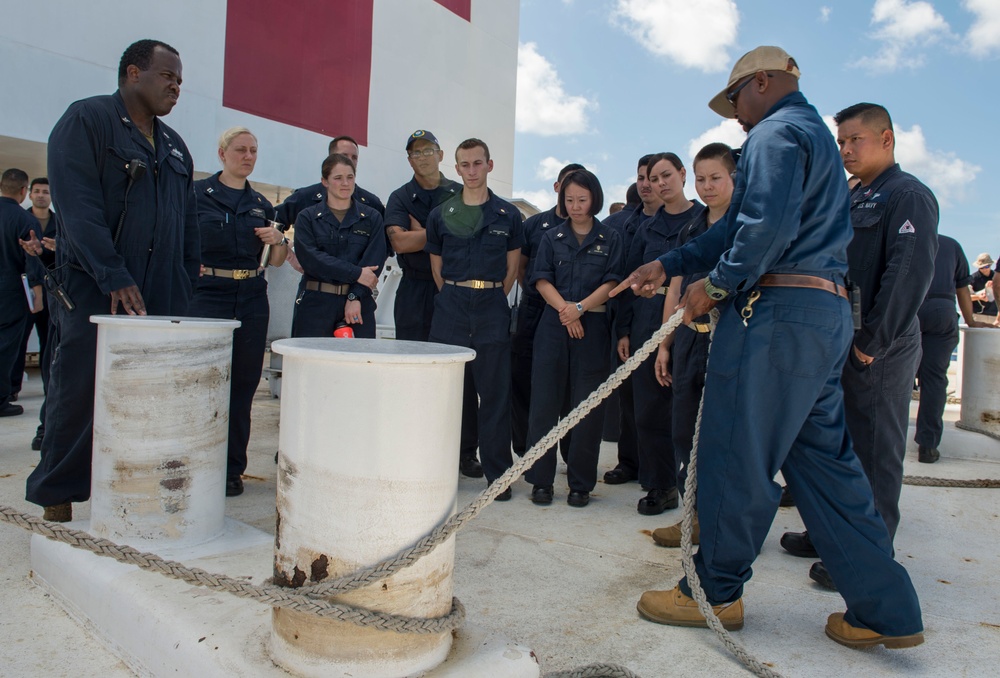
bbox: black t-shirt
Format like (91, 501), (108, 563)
(971, 268), (996, 314)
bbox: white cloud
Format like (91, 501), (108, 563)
(516, 42), (595, 136)
(514, 188), (558, 212)
(965, 0), (1000, 56)
(685, 119), (747, 165)
(820, 6), (832, 22)
(536, 156), (574, 181)
(859, 0), (951, 71)
(893, 125), (981, 206)
(611, 0), (739, 73)
(604, 182), (633, 204)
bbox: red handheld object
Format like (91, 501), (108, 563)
(333, 322), (354, 338)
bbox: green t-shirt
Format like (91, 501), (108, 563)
(441, 201), (484, 238)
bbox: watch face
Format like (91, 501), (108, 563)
(347, 293), (357, 301)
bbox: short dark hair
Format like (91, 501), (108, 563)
(118, 39), (179, 85)
(646, 152), (684, 173)
(637, 154), (655, 172)
(694, 143), (736, 174)
(455, 138), (490, 162)
(0, 168), (29, 195)
(30, 177), (49, 190)
(625, 182), (640, 206)
(321, 152), (357, 180)
(328, 136), (359, 154)
(833, 102), (893, 133)
(558, 169), (604, 217)
(557, 163), (586, 183)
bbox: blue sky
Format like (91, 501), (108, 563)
(512, 0), (999, 265)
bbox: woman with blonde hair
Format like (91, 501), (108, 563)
(190, 126), (288, 497)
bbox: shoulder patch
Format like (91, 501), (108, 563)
(898, 220), (915, 234)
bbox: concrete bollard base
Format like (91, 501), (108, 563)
(29, 518), (539, 678)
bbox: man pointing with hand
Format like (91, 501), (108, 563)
(613, 46), (923, 650)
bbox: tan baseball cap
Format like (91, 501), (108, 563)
(708, 46), (801, 118)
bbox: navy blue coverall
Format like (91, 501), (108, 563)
(914, 234), (970, 451)
(189, 173), (276, 480)
(657, 92), (921, 637)
(669, 213), (713, 496)
(512, 206), (565, 456)
(842, 164), (938, 542)
(383, 174), (460, 341)
(384, 175), (482, 461)
(619, 203), (704, 494)
(26, 92), (200, 508)
(1, 197), (45, 410)
(12, 208), (55, 400)
(290, 200), (386, 339)
(525, 221), (623, 492)
(17, 209), (57, 439)
(425, 190), (524, 484)
(276, 182), (384, 226)
(601, 205), (647, 476)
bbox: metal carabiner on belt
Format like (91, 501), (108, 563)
(741, 290), (761, 327)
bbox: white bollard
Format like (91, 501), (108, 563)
(89, 315), (240, 548)
(958, 326), (1000, 437)
(269, 338), (475, 678)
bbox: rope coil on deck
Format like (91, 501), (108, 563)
(3, 309), (998, 677)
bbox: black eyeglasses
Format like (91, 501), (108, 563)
(726, 73), (773, 107)
(407, 148), (439, 159)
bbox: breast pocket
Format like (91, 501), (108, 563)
(198, 211), (230, 255)
(482, 229), (510, 251)
(237, 214), (266, 258)
(162, 153), (191, 216)
(346, 231), (371, 261)
(848, 208), (884, 271)
(581, 252), (610, 288)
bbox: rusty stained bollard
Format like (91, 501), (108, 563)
(269, 338), (474, 678)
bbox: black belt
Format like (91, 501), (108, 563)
(926, 293), (956, 301)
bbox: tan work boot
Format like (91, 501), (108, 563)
(42, 503), (72, 523)
(637, 585), (743, 630)
(651, 516), (699, 547)
(825, 613), (924, 649)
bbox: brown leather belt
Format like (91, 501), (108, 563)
(305, 281), (350, 295)
(757, 274), (848, 299)
(202, 267), (259, 280)
(686, 322), (711, 333)
(444, 279), (502, 290)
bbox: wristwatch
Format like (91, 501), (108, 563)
(347, 293), (358, 301)
(704, 278), (729, 301)
(575, 302), (584, 313)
